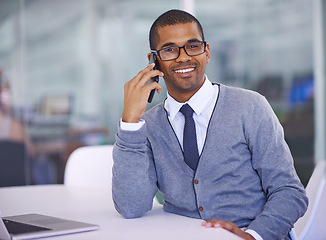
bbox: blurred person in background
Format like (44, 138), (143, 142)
(0, 69), (35, 157)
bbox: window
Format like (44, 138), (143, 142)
(0, 0), (318, 185)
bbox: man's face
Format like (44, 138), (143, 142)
(153, 22), (210, 102)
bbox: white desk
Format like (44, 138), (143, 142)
(0, 185), (243, 240)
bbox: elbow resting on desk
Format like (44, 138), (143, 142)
(112, 186), (155, 219)
(113, 198), (153, 219)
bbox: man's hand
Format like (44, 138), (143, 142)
(122, 63), (163, 123)
(202, 220), (255, 240)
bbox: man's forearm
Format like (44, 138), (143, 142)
(112, 126), (158, 218)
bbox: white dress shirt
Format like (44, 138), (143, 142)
(163, 77), (218, 154)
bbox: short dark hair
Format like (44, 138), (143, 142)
(149, 9), (205, 50)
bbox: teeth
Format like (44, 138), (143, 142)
(175, 68), (195, 73)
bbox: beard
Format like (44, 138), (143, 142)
(164, 62), (205, 92)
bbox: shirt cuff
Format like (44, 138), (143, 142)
(245, 229), (263, 240)
(120, 119), (145, 131)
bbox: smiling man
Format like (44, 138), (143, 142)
(112, 10), (308, 240)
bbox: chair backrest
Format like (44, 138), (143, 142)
(64, 145), (113, 187)
(294, 160), (326, 240)
(0, 141), (27, 187)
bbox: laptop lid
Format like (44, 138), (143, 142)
(0, 213), (99, 240)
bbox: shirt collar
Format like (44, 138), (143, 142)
(164, 76), (215, 120)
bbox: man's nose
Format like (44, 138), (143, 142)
(176, 47), (191, 62)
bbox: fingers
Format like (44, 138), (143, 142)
(126, 63), (163, 95)
(125, 64), (163, 98)
(202, 220), (224, 229)
(202, 220), (255, 240)
(122, 64), (163, 123)
(202, 220), (239, 235)
(132, 63), (163, 86)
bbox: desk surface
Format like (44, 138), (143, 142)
(0, 185), (243, 240)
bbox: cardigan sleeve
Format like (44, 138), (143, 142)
(112, 122), (158, 218)
(245, 94), (308, 239)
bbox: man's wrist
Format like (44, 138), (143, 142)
(245, 229), (263, 240)
(120, 119), (145, 131)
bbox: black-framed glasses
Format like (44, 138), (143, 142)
(151, 41), (207, 61)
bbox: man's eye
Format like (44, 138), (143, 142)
(163, 47), (176, 53)
(188, 44), (199, 49)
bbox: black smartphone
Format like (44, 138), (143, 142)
(147, 53), (159, 103)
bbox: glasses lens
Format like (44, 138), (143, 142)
(185, 42), (205, 56)
(159, 46), (179, 61)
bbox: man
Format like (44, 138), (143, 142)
(112, 9), (308, 240)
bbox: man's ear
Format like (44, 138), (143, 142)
(205, 43), (211, 63)
(147, 53), (152, 62)
(147, 53), (160, 71)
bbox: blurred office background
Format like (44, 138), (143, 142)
(0, 0), (325, 186)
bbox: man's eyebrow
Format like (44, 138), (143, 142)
(160, 42), (175, 49)
(187, 38), (202, 43)
(160, 38), (203, 49)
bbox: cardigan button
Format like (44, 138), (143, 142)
(194, 179), (199, 184)
(198, 206), (203, 211)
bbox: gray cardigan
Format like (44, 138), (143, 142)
(112, 84), (308, 240)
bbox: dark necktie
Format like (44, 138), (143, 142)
(179, 104), (199, 171)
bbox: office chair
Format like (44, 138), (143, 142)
(64, 144), (162, 206)
(294, 160), (326, 240)
(64, 145), (114, 187)
(0, 141), (28, 187)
